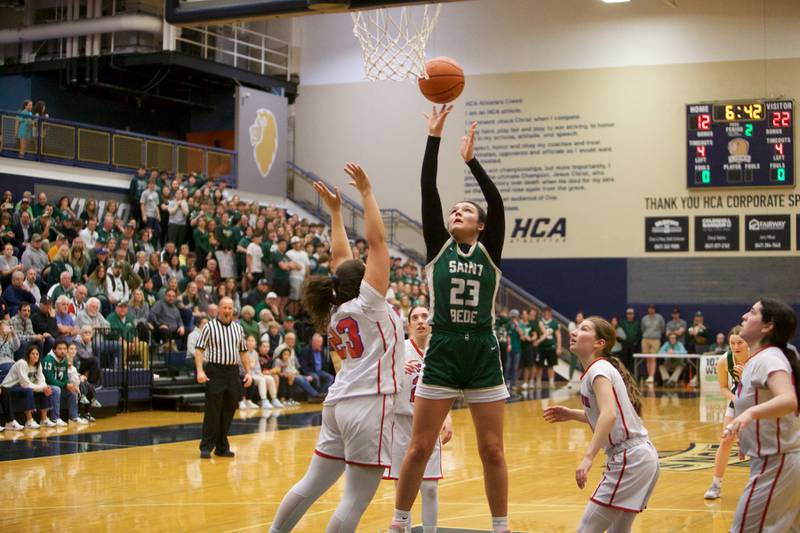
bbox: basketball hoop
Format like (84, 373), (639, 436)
(351, 4), (442, 82)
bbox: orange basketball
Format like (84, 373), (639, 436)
(418, 57), (465, 104)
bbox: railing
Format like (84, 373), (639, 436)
(176, 23), (291, 80)
(0, 109), (237, 184)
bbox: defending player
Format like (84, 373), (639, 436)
(703, 326), (749, 499)
(544, 317), (659, 533)
(391, 105), (510, 533)
(724, 299), (800, 533)
(385, 305), (453, 533)
(270, 163), (401, 533)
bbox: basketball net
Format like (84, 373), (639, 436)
(351, 4), (442, 82)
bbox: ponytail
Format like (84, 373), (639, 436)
(606, 356), (643, 416)
(759, 298), (799, 405)
(302, 275), (336, 334)
(301, 259), (366, 334)
(586, 315), (643, 416)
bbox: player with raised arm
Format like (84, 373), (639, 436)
(724, 299), (800, 533)
(544, 317), (659, 533)
(270, 163), (400, 533)
(384, 305), (453, 533)
(391, 106), (510, 533)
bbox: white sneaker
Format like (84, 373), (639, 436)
(6, 420), (24, 431)
(645, 376), (655, 384)
(246, 400), (259, 409)
(549, 379), (556, 388)
(25, 420), (40, 429)
(91, 399), (102, 408)
(40, 418), (57, 427)
(0, 425), (4, 432)
(704, 482), (721, 499)
(260, 400), (272, 410)
(80, 395), (90, 405)
(54, 418), (68, 427)
(71, 417), (89, 425)
(271, 398), (284, 408)
(238, 400), (248, 410)
(520, 381), (528, 390)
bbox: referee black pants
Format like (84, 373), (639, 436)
(200, 363), (242, 453)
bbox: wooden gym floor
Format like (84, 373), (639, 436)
(0, 388), (746, 532)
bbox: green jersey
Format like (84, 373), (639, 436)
(538, 318), (559, 350)
(42, 353), (69, 388)
(427, 239), (500, 333)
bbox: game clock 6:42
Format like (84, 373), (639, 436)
(686, 100), (794, 189)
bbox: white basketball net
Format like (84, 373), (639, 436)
(351, 4), (442, 82)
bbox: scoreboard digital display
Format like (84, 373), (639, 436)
(686, 100), (794, 189)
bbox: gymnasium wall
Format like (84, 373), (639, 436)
(291, 0), (800, 332)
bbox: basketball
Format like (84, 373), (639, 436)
(418, 57), (465, 103)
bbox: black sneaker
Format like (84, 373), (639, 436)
(200, 450), (212, 459)
(214, 450), (235, 458)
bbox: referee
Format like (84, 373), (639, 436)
(195, 297), (252, 459)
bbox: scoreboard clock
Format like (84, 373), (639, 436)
(686, 100), (793, 189)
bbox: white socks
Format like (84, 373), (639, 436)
(492, 516), (509, 532)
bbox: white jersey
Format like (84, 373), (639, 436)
(324, 280), (402, 405)
(580, 358), (648, 454)
(734, 346), (800, 458)
(395, 338), (426, 417)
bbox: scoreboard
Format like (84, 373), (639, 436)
(686, 100), (793, 189)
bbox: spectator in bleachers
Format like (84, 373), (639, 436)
(186, 317), (208, 366)
(4, 270), (36, 316)
(239, 305), (260, 341)
(68, 241), (89, 282)
(97, 214), (119, 245)
(10, 302), (41, 358)
(106, 262), (130, 306)
(0, 320), (20, 368)
(78, 217), (98, 249)
(1, 344), (51, 429)
(657, 332), (688, 387)
(149, 288), (184, 346)
(85, 264), (109, 310)
(76, 297), (110, 329)
(270, 238), (293, 318)
(708, 332), (728, 354)
(66, 342), (98, 422)
(107, 301), (146, 368)
(21, 233), (47, 276)
(70, 284), (87, 316)
(129, 167), (148, 222)
(240, 335), (282, 410)
(297, 333), (333, 396)
(610, 316), (626, 356)
(60, 216), (78, 243)
(23, 267), (41, 304)
(47, 245), (72, 286)
(55, 295), (78, 342)
(0, 243), (22, 285)
(151, 261), (171, 294)
(56, 196), (78, 223)
(286, 235), (310, 317)
(31, 192), (49, 219)
(132, 251), (151, 282)
(618, 308), (641, 371)
(73, 325), (101, 386)
(30, 296), (57, 354)
(272, 344), (317, 405)
(666, 307), (687, 346)
(47, 271), (74, 302)
(640, 304), (665, 384)
(259, 291), (281, 323)
(140, 177), (161, 240)
(88, 247), (111, 278)
(42, 339), (86, 425)
(15, 100), (34, 158)
(687, 311), (709, 354)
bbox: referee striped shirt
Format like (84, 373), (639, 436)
(196, 319), (247, 365)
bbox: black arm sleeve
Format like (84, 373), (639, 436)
(468, 158), (505, 266)
(421, 136), (450, 263)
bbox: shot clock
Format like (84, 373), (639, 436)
(686, 100), (793, 189)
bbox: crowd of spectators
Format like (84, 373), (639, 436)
(0, 167), (432, 428)
(494, 304), (726, 391)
